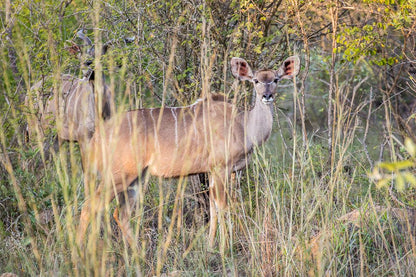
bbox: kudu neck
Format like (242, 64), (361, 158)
(88, 73), (112, 120)
(243, 91), (274, 150)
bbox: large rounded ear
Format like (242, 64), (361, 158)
(231, 57), (253, 81)
(276, 56), (300, 79)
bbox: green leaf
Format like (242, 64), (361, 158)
(404, 138), (416, 157)
(403, 172), (416, 187)
(376, 177), (391, 189)
(378, 160), (414, 171)
(396, 173), (405, 192)
(369, 166), (382, 180)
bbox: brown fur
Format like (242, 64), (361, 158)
(25, 74), (113, 146)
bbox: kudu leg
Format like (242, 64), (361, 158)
(77, 169), (102, 246)
(77, 184), (137, 246)
(77, 191), (103, 246)
(208, 170), (229, 248)
(113, 182), (138, 245)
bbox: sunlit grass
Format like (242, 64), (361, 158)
(1, 122), (416, 275)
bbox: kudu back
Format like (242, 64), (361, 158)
(79, 55), (300, 247)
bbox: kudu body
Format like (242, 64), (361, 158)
(79, 56), (300, 246)
(26, 75), (112, 145)
(25, 30), (114, 151)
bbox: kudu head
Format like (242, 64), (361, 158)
(76, 29), (135, 80)
(231, 56), (300, 104)
(76, 29), (105, 80)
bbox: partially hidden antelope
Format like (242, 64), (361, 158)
(26, 73), (112, 150)
(25, 30), (132, 153)
(79, 55), (300, 247)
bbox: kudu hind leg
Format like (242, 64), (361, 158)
(77, 178), (139, 247)
(113, 178), (140, 245)
(113, 178), (140, 246)
(77, 192), (101, 246)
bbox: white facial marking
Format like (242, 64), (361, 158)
(261, 98), (274, 105)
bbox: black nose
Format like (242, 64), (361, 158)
(263, 93), (273, 101)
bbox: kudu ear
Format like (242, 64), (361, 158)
(66, 43), (82, 56)
(231, 57), (253, 81)
(276, 55), (300, 79)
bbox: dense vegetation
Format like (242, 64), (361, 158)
(1, 0), (416, 275)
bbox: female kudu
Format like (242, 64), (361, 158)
(78, 55), (300, 247)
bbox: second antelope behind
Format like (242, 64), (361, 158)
(79, 55), (300, 247)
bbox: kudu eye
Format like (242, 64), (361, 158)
(273, 78), (279, 83)
(253, 79), (259, 84)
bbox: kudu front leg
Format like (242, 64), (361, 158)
(208, 169), (229, 248)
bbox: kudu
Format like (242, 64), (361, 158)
(25, 30), (114, 154)
(78, 55), (300, 247)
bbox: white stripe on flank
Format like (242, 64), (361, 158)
(71, 84), (81, 123)
(141, 109), (147, 147)
(70, 80), (82, 108)
(141, 110), (146, 133)
(193, 117), (197, 139)
(182, 110), (187, 136)
(66, 82), (78, 121)
(171, 108), (178, 147)
(191, 104), (198, 140)
(67, 84), (76, 108)
(149, 109), (159, 151)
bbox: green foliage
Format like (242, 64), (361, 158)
(336, 0), (414, 65)
(372, 138), (416, 189)
(371, 138), (416, 207)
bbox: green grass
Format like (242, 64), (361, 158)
(1, 116), (415, 276)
